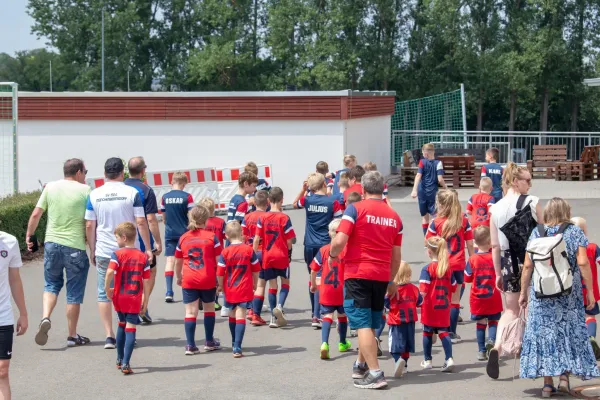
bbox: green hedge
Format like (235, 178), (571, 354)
(0, 191), (46, 252)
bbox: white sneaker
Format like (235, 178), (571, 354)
(269, 315), (278, 328)
(350, 329), (358, 338)
(394, 359), (406, 378)
(441, 357), (455, 372)
(273, 305), (287, 327)
(421, 360), (433, 370)
(449, 333), (462, 344)
(220, 307), (230, 317)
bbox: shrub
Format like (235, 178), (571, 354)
(0, 191), (46, 252)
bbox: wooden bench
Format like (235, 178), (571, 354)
(438, 156), (481, 188)
(436, 148), (487, 162)
(527, 145), (567, 179)
(555, 146), (600, 181)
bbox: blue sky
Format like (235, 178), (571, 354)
(0, 0), (46, 55)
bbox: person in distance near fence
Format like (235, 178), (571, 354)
(160, 172), (194, 303)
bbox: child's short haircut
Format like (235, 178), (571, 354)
(172, 171), (188, 185)
(255, 190), (269, 208)
(349, 166), (365, 181)
(307, 172), (325, 193)
(268, 187), (284, 204)
(346, 191), (362, 205)
(487, 147), (499, 161)
(225, 221), (242, 240)
(244, 161), (259, 176)
(473, 225), (491, 247)
(238, 171), (258, 187)
(480, 177), (492, 191)
(422, 143), (435, 152)
(363, 162), (378, 172)
(394, 261), (412, 285)
(339, 172), (350, 189)
(316, 161), (329, 175)
(328, 219), (341, 239)
(115, 222), (137, 241)
(199, 197), (215, 215)
(343, 154), (357, 167)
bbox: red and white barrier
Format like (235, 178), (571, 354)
(214, 164), (272, 209)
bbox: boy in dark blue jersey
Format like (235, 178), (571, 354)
(160, 172), (194, 303)
(245, 162), (271, 212)
(227, 172), (258, 225)
(481, 147), (504, 202)
(332, 155), (357, 197)
(411, 143), (447, 235)
(293, 173), (343, 327)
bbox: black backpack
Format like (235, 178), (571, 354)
(499, 195), (538, 276)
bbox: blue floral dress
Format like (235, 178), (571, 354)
(520, 224), (600, 379)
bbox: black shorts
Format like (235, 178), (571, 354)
(0, 325), (14, 360)
(344, 279), (388, 311)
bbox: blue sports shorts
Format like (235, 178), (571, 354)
(418, 194), (437, 217)
(470, 312), (501, 321)
(182, 288), (217, 304)
(117, 312), (140, 325)
(453, 270), (465, 285)
(320, 305), (345, 315)
(260, 267), (290, 281)
(165, 238), (179, 257)
(225, 301), (252, 310)
(586, 302), (600, 316)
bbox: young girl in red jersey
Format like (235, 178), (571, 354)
(175, 205), (222, 355)
(310, 219), (352, 360)
(387, 261), (422, 377)
(425, 189), (474, 343)
(572, 217), (600, 359)
(464, 226), (503, 361)
(419, 236), (456, 372)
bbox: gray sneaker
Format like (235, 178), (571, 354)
(352, 362), (369, 379)
(273, 305), (287, 327)
(354, 370), (388, 389)
(477, 351), (488, 361)
(449, 333), (462, 344)
(35, 318), (51, 346)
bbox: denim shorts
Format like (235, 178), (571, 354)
(43, 242), (90, 304)
(96, 256), (113, 303)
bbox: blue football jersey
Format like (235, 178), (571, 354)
(481, 163), (504, 201)
(417, 159), (444, 198)
(297, 194), (343, 248)
(160, 190), (194, 239)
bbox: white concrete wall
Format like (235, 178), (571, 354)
(18, 120), (345, 203)
(344, 116), (391, 176)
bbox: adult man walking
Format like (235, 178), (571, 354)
(26, 159), (91, 347)
(125, 156), (162, 323)
(85, 157), (153, 349)
(330, 171), (403, 390)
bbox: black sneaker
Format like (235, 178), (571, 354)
(352, 362), (369, 379)
(67, 334), (91, 347)
(35, 318), (51, 346)
(104, 337), (117, 349)
(354, 370), (388, 390)
(376, 338), (383, 357)
(140, 310), (152, 324)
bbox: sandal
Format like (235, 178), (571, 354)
(542, 384), (557, 398)
(558, 374), (570, 393)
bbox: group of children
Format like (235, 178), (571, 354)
(102, 148), (600, 380)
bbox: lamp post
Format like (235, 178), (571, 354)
(101, 2), (105, 92)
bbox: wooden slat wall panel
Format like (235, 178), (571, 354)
(16, 94), (396, 120)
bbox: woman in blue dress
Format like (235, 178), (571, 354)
(519, 198), (600, 397)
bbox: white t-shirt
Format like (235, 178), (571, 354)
(0, 232), (23, 326)
(490, 193), (539, 251)
(85, 181), (145, 258)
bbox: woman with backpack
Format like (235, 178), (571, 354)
(519, 198), (599, 397)
(486, 163), (542, 379)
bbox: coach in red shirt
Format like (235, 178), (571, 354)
(330, 171), (403, 389)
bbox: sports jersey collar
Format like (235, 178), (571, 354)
(365, 197), (384, 201)
(102, 181), (125, 185)
(228, 242), (243, 246)
(474, 248), (492, 254)
(126, 178), (143, 183)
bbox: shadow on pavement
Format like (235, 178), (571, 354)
(135, 337), (188, 348)
(386, 371), (483, 387)
(241, 345), (307, 357)
(134, 363), (210, 375)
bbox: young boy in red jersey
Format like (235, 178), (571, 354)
(175, 205), (222, 355)
(160, 172), (195, 303)
(419, 236), (456, 372)
(217, 222), (260, 358)
(388, 261), (422, 377)
(105, 222), (151, 375)
(310, 219), (352, 359)
(464, 226), (503, 361)
(344, 166), (366, 203)
(242, 190), (269, 322)
(571, 217), (600, 359)
(465, 177), (495, 230)
(425, 189), (474, 343)
(253, 187), (296, 328)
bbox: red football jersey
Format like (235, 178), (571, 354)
(217, 243), (261, 303)
(338, 199), (403, 282)
(387, 283), (422, 325)
(108, 248), (150, 314)
(426, 216), (473, 271)
(464, 251), (503, 316)
(310, 244), (345, 306)
(242, 210), (268, 245)
(255, 212), (296, 270)
(583, 243), (600, 305)
(175, 229), (222, 290)
(205, 216), (226, 248)
(344, 183), (363, 202)
(466, 193), (495, 229)
(419, 262), (456, 327)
